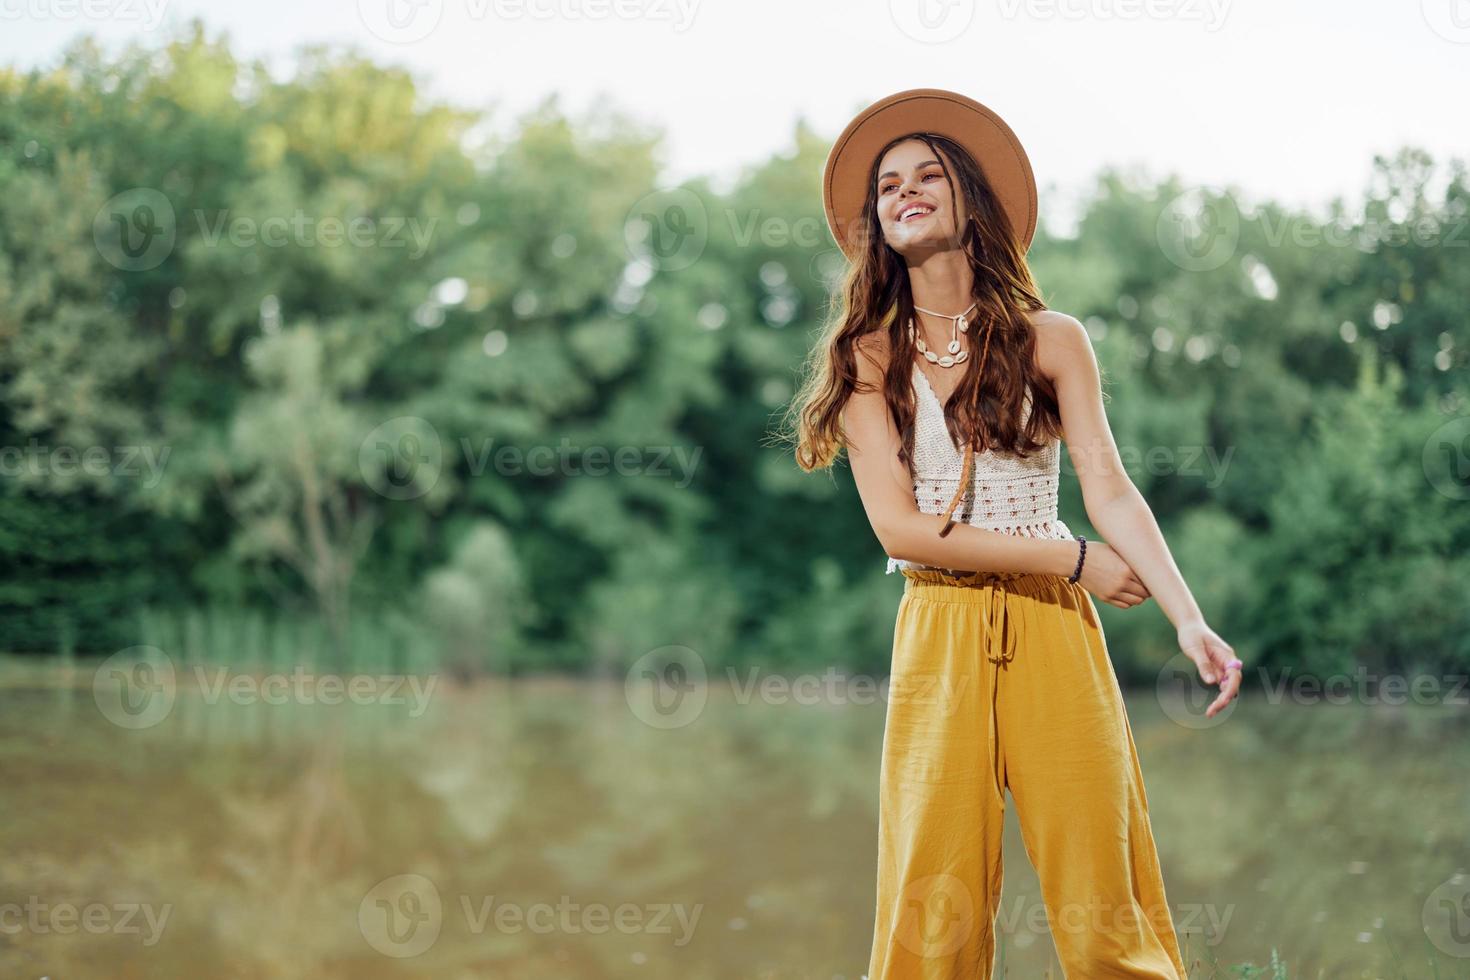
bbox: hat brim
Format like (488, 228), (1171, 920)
(822, 88), (1038, 259)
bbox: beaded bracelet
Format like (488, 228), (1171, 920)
(1067, 535), (1088, 584)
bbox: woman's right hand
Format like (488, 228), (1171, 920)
(1073, 540), (1151, 608)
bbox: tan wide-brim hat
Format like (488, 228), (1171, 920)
(821, 88), (1038, 259)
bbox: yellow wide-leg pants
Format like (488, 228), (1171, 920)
(865, 566), (1189, 979)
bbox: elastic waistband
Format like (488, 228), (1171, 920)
(900, 566), (1074, 604)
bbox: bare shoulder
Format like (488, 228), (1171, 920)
(1026, 309), (1093, 384)
(853, 330), (893, 391)
(854, 329), (892, 363)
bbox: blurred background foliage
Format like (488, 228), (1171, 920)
(2, 22), (1468, 684)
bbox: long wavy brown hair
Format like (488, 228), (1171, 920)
(787, 132), (1061, 522)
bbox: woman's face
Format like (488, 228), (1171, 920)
(874, 138), (966, 255)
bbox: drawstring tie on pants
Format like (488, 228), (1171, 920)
(981, 578), (1016, 666)
(982, 578), (1013, 808)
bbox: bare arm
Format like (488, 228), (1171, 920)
(1040, 311), (1204, 626)
(842, 334), (1082, 579)
(1041, 311), (1241, 714)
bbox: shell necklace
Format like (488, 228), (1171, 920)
(909, 300), (978, 368)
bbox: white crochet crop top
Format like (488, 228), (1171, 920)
(886, 361), (1075, 574)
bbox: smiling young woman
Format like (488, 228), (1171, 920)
(788, 89), (1242, 978)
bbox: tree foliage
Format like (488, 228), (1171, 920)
(2, 23), (1467, 682)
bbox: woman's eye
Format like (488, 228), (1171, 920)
(880, 172), (940, 194)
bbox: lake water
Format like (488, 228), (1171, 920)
(1, 662), (1467, 978)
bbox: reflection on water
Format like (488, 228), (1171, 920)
(2, 662), (1468, 979)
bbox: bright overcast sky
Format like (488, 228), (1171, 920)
(4, 0), (1467, 229)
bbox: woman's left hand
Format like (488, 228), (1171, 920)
(1177, 620), (1241, 718)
